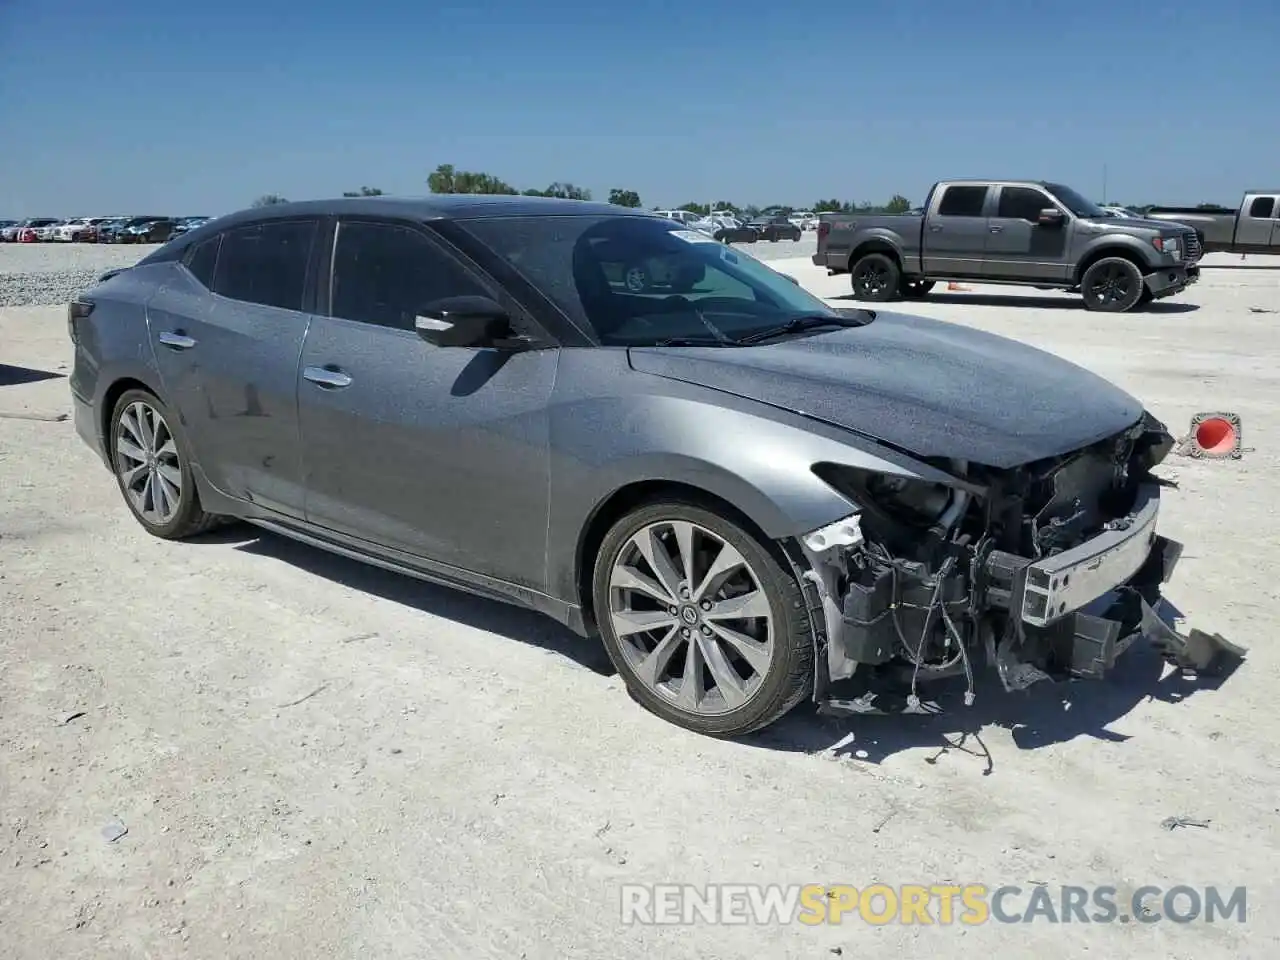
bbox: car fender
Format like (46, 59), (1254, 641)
(544, 384), (956, 604)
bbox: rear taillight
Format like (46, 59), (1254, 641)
(817, 221), (830, 242)
(67, 299), (93, 343)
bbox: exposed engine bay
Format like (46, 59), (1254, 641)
(790, 412), (1245, 714)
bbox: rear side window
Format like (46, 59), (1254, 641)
(1248, 196), (1276, 219)
(213, 220), (318, 311)
(937, 185), (989, 217)
(184, 235), (221, 288)
(329, 220), (491, 331)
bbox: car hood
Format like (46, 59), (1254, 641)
(1084, 215), (1190, 234)
(627, 311), (1144, 468)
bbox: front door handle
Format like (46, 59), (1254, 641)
(158, 331), (197, 350)
(989, 225), (1004, 233)
(303, 365), (353, 389)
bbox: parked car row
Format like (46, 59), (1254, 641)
(0, 215), (213, 244)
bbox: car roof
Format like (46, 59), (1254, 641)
(205, 195), (654, 230)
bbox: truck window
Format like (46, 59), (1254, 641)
(1247, 196), (1276, 219)
(937, 186), (988, 217)
(997, 187), (1051, 222)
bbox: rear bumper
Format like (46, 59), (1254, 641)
(72, 388), (107, 465)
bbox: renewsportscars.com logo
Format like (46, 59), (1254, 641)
(619, 883), (1248, 926)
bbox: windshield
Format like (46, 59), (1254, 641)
(460, 214), (846, 347)
(1044, 183), (1105, 219)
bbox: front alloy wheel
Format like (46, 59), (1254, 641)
(1081, 257), (1144, 312)
(594, 501), (813, 737)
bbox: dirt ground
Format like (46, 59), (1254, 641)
(1, 261), (1277, 959)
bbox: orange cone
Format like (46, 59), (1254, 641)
(1177, 412), (1243, 459)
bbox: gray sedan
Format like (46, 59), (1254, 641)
(67, 196), (1233, 738)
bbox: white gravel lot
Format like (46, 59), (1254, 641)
(1, 247), (1278, 959)
(0, 243), (162, 307)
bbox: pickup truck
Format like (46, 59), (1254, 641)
(1147, 191), (1280, 255)
(813, 179), (1202, 312)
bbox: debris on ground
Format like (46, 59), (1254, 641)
(1160, 815), (1211, 831)
(101, 820), (128, 843)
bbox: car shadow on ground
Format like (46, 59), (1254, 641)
(749, 600), (1244, 772)
(830, 293), (1201, 313)
(0, 363), (66, 386)
(188, 524), (1243, 768)
(192, 524), (617, 677)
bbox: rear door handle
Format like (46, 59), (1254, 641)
(928, 225), (944, 232)
(989, 225), (1004, 233)
(303, 365), (353, 389)
(158, 331), (197, 350)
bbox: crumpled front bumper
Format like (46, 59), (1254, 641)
(987, 484), (1245, 690)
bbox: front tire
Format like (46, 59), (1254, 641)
(109, 388), (224, 539)
(1081, 257), (1144, 312)
(901, 278), (935, 299)
(850, 252), (902, 301)
(592, 500), (814, 738)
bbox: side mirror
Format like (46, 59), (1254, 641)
(1037, 207), (1065, 227)
(414, 295), (514, 348)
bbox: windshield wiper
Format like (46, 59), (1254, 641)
(652, 335), (735, 347)
(733, 312), (870, 345)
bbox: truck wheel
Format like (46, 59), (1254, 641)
(901, 279), (935, 299)
(850, 253), (901, 301)
(1081, 257), (1144, 312)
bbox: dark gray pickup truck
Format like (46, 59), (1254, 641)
(1147, 190), (1280, 255)
(814, 179), (1201, 312)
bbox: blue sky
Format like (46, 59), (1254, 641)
(1, 0), (1275, 216)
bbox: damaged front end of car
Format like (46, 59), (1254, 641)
(785, 412), (1245, 715)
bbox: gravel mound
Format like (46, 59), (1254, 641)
(0, 243), (156, 307)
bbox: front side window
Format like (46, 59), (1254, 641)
(1248, 196), (1276, 219)
(459, 215), (852, 347)
(997, 186), (1053, 222)
(329, 220), (491, 331)
(937, 185), (989, 217)
(212, 219), (317, 311)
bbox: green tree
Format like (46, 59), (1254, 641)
(884, 194), (911, 214)
(342, 186), (384, 197)
(252, 194), (288, 207)
(427, 163), (518, 195)
(813, 199), (843, 213)
(536, 182), (591, 200)
(607, 188), (642, 207)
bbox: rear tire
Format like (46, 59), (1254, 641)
(108, 388), (225, 540)
(1081, 257), (1144, 312)
(592, 499), (814, 738)
(850, 252), (902, 302)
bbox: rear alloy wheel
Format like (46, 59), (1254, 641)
(1081, 257), (1144, 312)
(901, 279), (935, 299)
(594, 501), (813, 737)
(623, 263), (651, 293)
(109, 388), (224, 539)
(850, 252), (902, 301)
